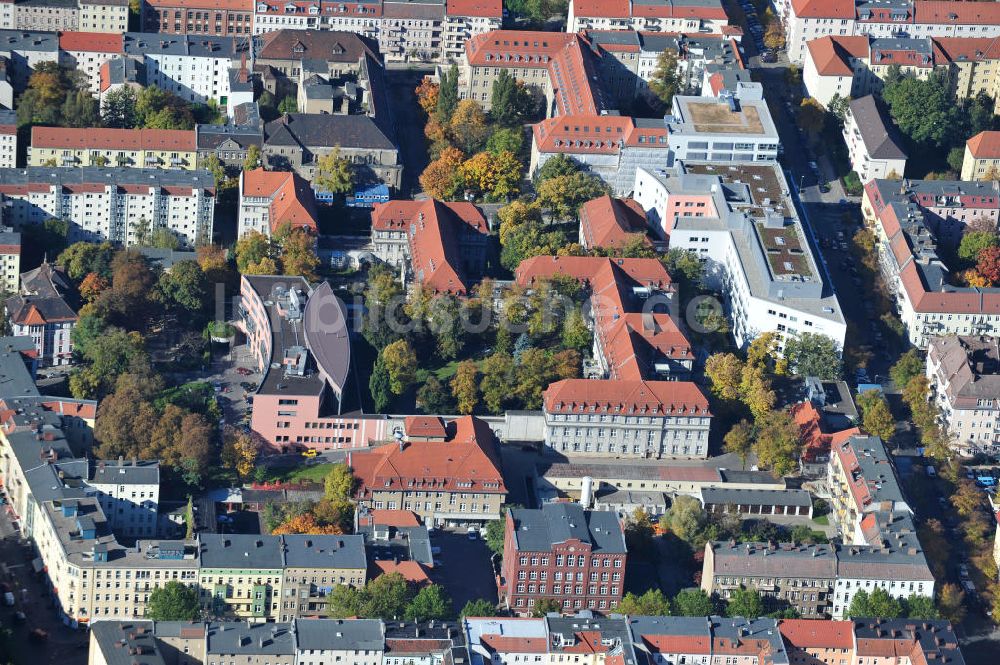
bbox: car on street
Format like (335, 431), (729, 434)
(301, 449), (319, 458)
(467, 527), (478, 540)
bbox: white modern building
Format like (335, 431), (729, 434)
(566, 0), (730, 34)
(0, 167), (216, 247)
(842, 95), (907, 182)
(666, 93), (781, 166)
(87, 459), (161, 538)
(634, 162), (847, 352)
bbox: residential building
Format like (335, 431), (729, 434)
(0, 0), (128, 32)
(665, 93), (781, 165)
(634, 162), (847, 352)
(0, 167), (216, 247)
(499, 503), (627, 615)
(566, 0), (729, 34)
(629, 615), (789, 665)
(235, 275), (392, 451)
(58, 31), (123, 95)
(263, 114), (400, 189)
(926, 335), (1000, 455)
(348, 415), (507, 527)
(791, 377), (862, 475)
(862, 177), (1000, 348)
(238, 168), (319, 238)
(0, 59), (11, 110)
(777, 619), (854, 665)
(850, 619), (965, 665)
(251, 0), (502, 64)
(142, 0), (254, 35)
(370, 199), (489, 295)
(29, 127), (198, 170)
(196, 122), (263, 174)
(205, 622), (295, 665)
(88, 459), (160, 538)
(0, 108), (17, 167)
(827, 434), (911, 544)
(0, 227), (20, 293)
(0, 28), (59, 90)
(780, 0), (1000, 65)
(962, 131), (1000, 181)
(98, 55), (145, 106)
(578, 195), (652, 251)
(278, 535), (368, 620)
(4, 262), (77, 366)
(842, 95), (906, 181)
(293, 619), (384, 665)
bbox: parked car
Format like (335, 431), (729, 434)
(29, 629), (47, 643)
(761, 50), (777, 63)
(301, 449), (319, 458)
(467, 527), (478, 540)
(3, 591), (13, 606)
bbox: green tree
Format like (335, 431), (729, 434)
(275, 225), (320, 280)
(323, 463), (356, 502)
(752, 409), (801, 476)
(856, 389), (895, 441)
(491, 69), (535, 126)
(460, 598), (498, 618)
(659, 495), (706, 542)
(560, 308), (591, 354)
(147, 581), (200, 620)
(937, 583), (966, 624)
(382, 339), (418, 395)
(259, 91), (278, 122)
(648, 50), (681, 108)
(278, 95), (298, 115)
(783, 332), (842, 379)
(370, 355), (392, 412)
(157, 259), (209, 323)
(532, 598), (563, 617)
(481, 352), (516, 414)
(72, 327), (151, 399)
(797, 97), (827, 139)
(904, 594), (940, 619)
(451, 359), (479, 414)
(184, 495), (194, 540)
(486, 127), (524, 156)
(726, 587), (764, 619)
(672, 589), (715, 616)
(416, 376), (455, 414)
(57, 241), (116, 281)
(243, 144), (262, 171)
(102, 86), (138, 128)
(315, 148), (354, 195)
(535, 154), (579, 182)
(617, 589), (672, 616)
(847, 588), (902, 619)
(959, 230), (999, 263)
(405, 584), (454, 621)
(724, 419), (755, 470)
(704, 352), (745, 401)
(827, 93), (849, 123)
(235, 230), (273, 273)
(484, 514), (507, 555)
(537, 172), (610, 220)
(882, 70), (963, 150)
(890, 349), (924, 389)
(437, 65), (460, 122)
(62, 89), (99, 128)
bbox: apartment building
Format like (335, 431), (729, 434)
(263, 114), (400, 188)
(962, 131), (1000, 181)
(142, 0), (254, 35)
(566, 0), (729, 34)
(862, 177), (1000, 348)
(634, 162), (847, 352)
(779, 0), (1000, 65)
(842, 95), (906, 182)
(29, 127), (198, 170)
(58, 31), (123, 95)
(348, 415), (507, 527)
(88, 459), (160, 538)
(0, 0), (128, 32)
(630, 615), (789, 665)
(665, 93), (781, 165)
(5, 262), (76, 366)
(499, 503), (626, 615)
(827, 434), (911, 544)
(926, 335), (1000, 455)
(196, 123), (263, 174)
(0, 227), (20, 294)
(370, 199), (489, 295)
(0, 28), (59, 89)
(251, 0), (501, 64)
(803, 35), (1000, 108)
(0, 167), (216, 248)
(238, 169), (319, 238)
(0, 109), (17, 168)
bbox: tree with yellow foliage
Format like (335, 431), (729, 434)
(460, 150), (522, 200)
(271, 513), (343, 535)
(420, 147), (464, 199)
(451, 360), (479, 414)
(415, 77), (439, 115)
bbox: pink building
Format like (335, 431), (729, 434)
(237, 274), (388, 452)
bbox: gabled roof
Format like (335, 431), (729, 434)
(966, 131), (1000, 160)
(790, 0), (854, 19)
(847, 96), (907, 161)
(258, 29), (380, 63)
(264, 114), (395, 151)
(446, 0), (501, 17)
(31, 127), (196, 152)
(241, 169), (318, 234)
(579, 195), (650, 250)
(806, 36), (869, 75)
(508, 503), (626, 554)
(58, 32), (123, 54)
(544, 378), (709, 416)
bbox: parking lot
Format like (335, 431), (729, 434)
(426, 530), (499, 612)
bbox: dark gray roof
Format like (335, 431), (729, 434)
(700, 487), (812, 507)
(0, 167), (216, 191)
(302, 281), (351, 395)
(0, 110), (15, 127)
(123, 33), (245, 59)
(709, 541), (838, 578)
(104, 56), (145, 87)
(509, 503), (626, 554)
(198, 534), (284, 569)
(91, 622), (165, 665)
(90, 460), (160, 486)
(281, 534), (366, 569)
(853, 619), (964, 665)
(206, 622), (295, 655)
(0, 30), (59, 53)
(264, 114), (395, 151)
(294, 618), (383, 651)
(257, 30), (380, 65)
(848, 96), (907, 161)
(196, 124), (263, 152)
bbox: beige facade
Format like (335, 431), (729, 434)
(363, 487), (504, 526)
(3, 0), (127, 31)
(80, 0), (128, 31)
(278, 565), (366, 622)
(29, 136), (198, 171)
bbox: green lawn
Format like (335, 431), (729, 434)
(812, 514), (829, 525)
(263, 463), (334, 485)
(416, 359), (484, 383)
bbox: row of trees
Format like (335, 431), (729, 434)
(327, 573), (453, 621)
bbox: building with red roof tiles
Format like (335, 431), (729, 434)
(370, 199), (489, 295)
(828, 434), (911, 545)
(926, 335), (1000, 456)
(348, 415), (506, 526)
(57, 32), (123, 93)
(962, 130), (1000, 181)
(5, 262), (77, 367)
(402, 416), (448, 442)
(567, 0), (729, 35)
(0, 110), (16, 169)
(802, 35), (872, 107)
(779, 618), (852, 663)
(371, 559), (431, 585)
(238, 169), (319, 238)
(30, 127), (198, 170)
(142, 0), (253, 36)
(578, 195), (652, 251)
(862, 176), (1000, 348)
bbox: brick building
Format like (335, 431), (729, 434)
(142, 0), (254, 35)
(499, 503), (627, 615)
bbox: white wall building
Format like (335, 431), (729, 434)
(927, 335), (1000, 456)
(87, 460), (161, 538)
(0, 110), (16, 169)
(666, 93), (781, 166)
(842, 95), (907, 182)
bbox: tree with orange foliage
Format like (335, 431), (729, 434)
(79, 272), (109, 303)
(415, 77), (439, 115)
(459, 150), (522, 200)
(271, 513), (343, 535)
(977, 246), (1000, 285)
(963, 269), (990, 288)
(419, 147), (464, 199)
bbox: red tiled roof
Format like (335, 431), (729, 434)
(967, 131), (1000, 160)
(58, 31), (123, 53)
(403, 415), (447, 440)
(579, 195), (651, 250)
(640, 635), (711, 655)
(241, 169), (318, 234)
(572, 0), (629, 18)
(31, 127), (196, 151)
(446, 0), (501, 17)
(39, 400), (97, 419)
(630, 1), (726, 19)
(479, 634), (549, 653)
(350, 415), (506, 496)
(779, 619), (853, 649)
(532, 114), (669, 156)
(372, 560), (430, 584)
(932, 37), (1000, 64)
(145, 0), (251, 8)
(806, 36), (869, 76)
(914, 1), (1000, 25)
(369, 509), (421, 527)
(791, 0), (854, 19)
(544, 378), (709, 416)
(371, 199), (488, 295)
